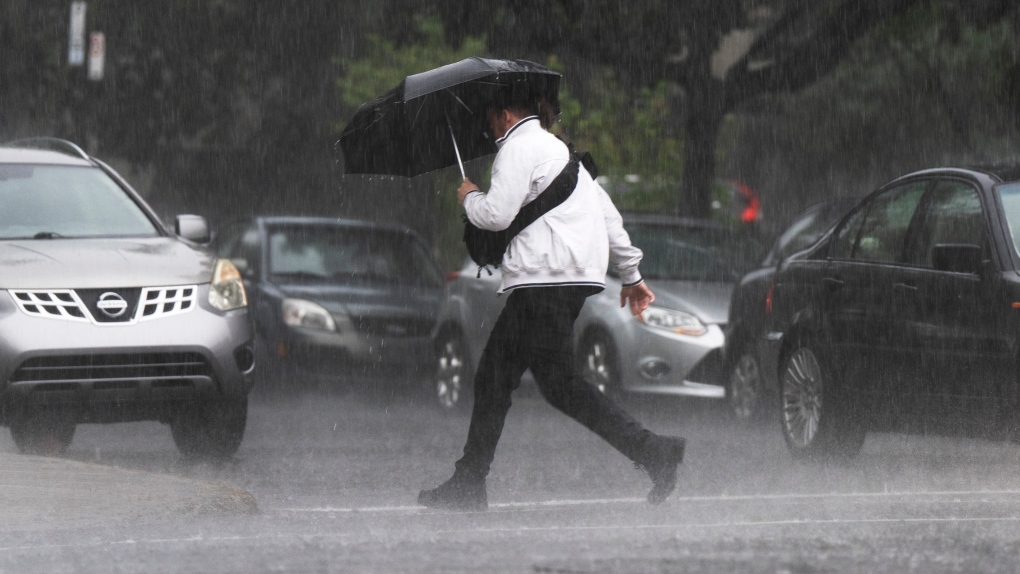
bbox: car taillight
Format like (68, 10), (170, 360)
(765, 281), (775, 315)
(445, 271), (461, 282)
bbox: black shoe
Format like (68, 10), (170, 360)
(643, 436), (686, 505)
(417, 472), (487, 511)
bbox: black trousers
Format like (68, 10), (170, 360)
(455, 285), (655, 478)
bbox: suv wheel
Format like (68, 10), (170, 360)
(10, 411), (76, 456)
(171, 397), (248, 461)
(780, 342), (865, 459)
(434, 331), (471, 411)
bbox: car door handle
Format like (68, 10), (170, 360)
(822, 277), (844, 291)
(893, 283), (918, 294)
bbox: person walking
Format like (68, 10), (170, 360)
(417, 92), (686, 511)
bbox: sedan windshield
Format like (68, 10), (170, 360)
(267, 224), (443, 288)
(626, 223), (765, 282)
(0, 164), (158, 239)
(997, 182), (1020, 260)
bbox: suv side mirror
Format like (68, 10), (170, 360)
(932, 243), (983, 275)
(175, 214), (210, 244)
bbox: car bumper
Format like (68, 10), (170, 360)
(266, 326), (433, 380)
(618, 321), (727, 399)
(0, 289), (254, 423)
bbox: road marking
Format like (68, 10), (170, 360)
(5, 489), (1020, 553)
(279, 488), (1020, 514)
(433, 515), (1020, 535)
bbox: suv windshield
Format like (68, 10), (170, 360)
(0, 164), (159, 239)
(625, 223), (765, 282)
(267, 224), (443, 288)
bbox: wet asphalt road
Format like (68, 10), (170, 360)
(3, 381), (1020, 573)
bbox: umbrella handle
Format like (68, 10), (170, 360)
(446, 114), (466, 180)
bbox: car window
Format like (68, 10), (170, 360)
(0, 164), (158, 239)
(996, 182), (1020, 261)
(213, 223), (247, 258)
(625, 223), (764, 282)
(830, 205), (868, 260)
(905, 180), (985, 267)
(267, 224), (443, 288)
(845, 181), (927, 263)
(233, 226), (262, 274)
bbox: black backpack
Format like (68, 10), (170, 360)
(462, 151), (597, 269)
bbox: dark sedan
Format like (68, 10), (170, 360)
(213, 217), (445, 390)
(724, 198), (858, 421)
(766, 166), (1020, 459)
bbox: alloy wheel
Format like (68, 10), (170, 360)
(581, 337), (615, 395)
(730, 352), (763, 420)
(435, 335), (468, 410)
(781, 347), (824, 449)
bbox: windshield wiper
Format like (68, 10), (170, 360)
(32, 231), (65, 239)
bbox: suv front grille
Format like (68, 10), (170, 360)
(11, 352), (213, 385)
(10, 286), (198, 325)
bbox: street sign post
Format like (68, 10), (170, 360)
(68, 2), (87, 66)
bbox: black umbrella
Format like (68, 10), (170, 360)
(337, 57), (562, 178)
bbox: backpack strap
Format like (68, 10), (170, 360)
(502, 152), (582, 241)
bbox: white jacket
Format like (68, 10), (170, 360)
(463, 116), (643, 292)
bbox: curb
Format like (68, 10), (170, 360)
(0, 453), (257, 531)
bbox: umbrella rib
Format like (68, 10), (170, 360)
(410, 102), (425, 128)
(444, 89), (474, 113)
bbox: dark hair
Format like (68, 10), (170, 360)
(538, 99), (558, 129)
(490, 85), (540, 117)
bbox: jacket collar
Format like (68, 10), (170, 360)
(495, 116), (539, 149)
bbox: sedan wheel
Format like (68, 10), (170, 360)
(729, 352), (765, 421)
(780, 343), (865, 459)
(578, 334), (619, 397)
(434, 332), (471, 411)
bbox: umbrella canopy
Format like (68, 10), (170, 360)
(338, 58), (562, 178)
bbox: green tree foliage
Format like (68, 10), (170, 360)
(336, 17), (487, 127)
(726, 0), (1020, 228)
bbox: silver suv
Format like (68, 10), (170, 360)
(0, 138), (254, 459)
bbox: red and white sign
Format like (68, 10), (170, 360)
(88, 32), (105, 81)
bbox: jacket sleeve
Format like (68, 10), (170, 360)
(596, 181), (644, 286)
(462, 144), (533, 232)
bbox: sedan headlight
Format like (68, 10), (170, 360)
(640, 306), (708, 336)
(208, 258), (248, 311)
(282, 298), (337, 332)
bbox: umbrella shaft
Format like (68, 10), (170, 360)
(446, 116), (466, 179)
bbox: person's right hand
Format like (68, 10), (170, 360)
(620, 281), (655, 319)
(457, 177), (478, 205)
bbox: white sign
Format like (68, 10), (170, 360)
(68, 2), (87, 66)
(88, 32), (105, 81)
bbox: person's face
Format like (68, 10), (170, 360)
(487, 108), (511, 140)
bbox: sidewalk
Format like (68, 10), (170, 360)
(0, 452), (257, 532)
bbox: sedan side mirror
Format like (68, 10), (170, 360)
(175, 214), (210, 244)
(932, 243), (983, 275)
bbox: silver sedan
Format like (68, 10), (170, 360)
(430, 214), (766, 410)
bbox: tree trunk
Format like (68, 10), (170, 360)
(675, 60), (728, 219)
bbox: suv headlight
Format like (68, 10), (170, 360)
(282, 298), (337, 332)
(208, 258), (248, 311)
(640, 306), (708, 336)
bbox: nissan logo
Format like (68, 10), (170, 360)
(96, 292), (129, 318)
